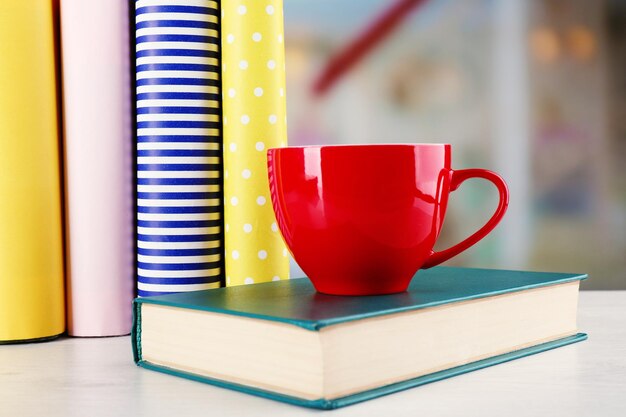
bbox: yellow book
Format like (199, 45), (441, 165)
(222, 0), (289, 286)
(0, 0), (65, 342)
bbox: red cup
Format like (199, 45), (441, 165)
(268, 144), (509, 295)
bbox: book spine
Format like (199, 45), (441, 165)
(0, 0), (65, 342)
(60, 0), (135, 336)
(135, 0), (224, 296)
(222, 0), (290, 286)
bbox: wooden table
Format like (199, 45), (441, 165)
(1, 291), (625, 416)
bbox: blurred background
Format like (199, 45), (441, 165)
(283, 0), (626, 289)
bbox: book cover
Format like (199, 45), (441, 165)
(133, 267), (587, 408)
(221, 0), (290, 286)
(60, 0), (135, 337)
(0, 0), (65, 343)
(135, 0), (224, 296)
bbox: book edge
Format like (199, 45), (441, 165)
(0, 333), (63, 345)
(317, 275), (587, 329)
(328, 332), (587, 408)
(133, 270), (587, 331)
(133, 332), (587, 410)
(131, 300), (142, 364)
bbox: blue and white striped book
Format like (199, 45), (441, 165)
(135, 0), (223, 296)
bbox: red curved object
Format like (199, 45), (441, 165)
(313, 0), (427, 96)
(422, 168), (510, 268)
(268, 144), (509, 295)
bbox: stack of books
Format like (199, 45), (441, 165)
(0, 0), (290, 342)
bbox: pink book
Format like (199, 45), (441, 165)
(60, 0), (135, 336)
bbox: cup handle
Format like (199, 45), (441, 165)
(422, 169), (509, 269)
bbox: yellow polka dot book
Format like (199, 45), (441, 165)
(222, 0), (290, 287)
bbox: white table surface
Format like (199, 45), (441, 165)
(1, 291), (625, 417)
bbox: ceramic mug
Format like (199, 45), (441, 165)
(268, 144), (509, 295)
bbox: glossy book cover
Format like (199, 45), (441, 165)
(134, 0), (224, 297)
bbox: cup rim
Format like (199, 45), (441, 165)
(269, 143), (451, 150)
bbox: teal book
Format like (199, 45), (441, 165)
(132, 267), (587, 409)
